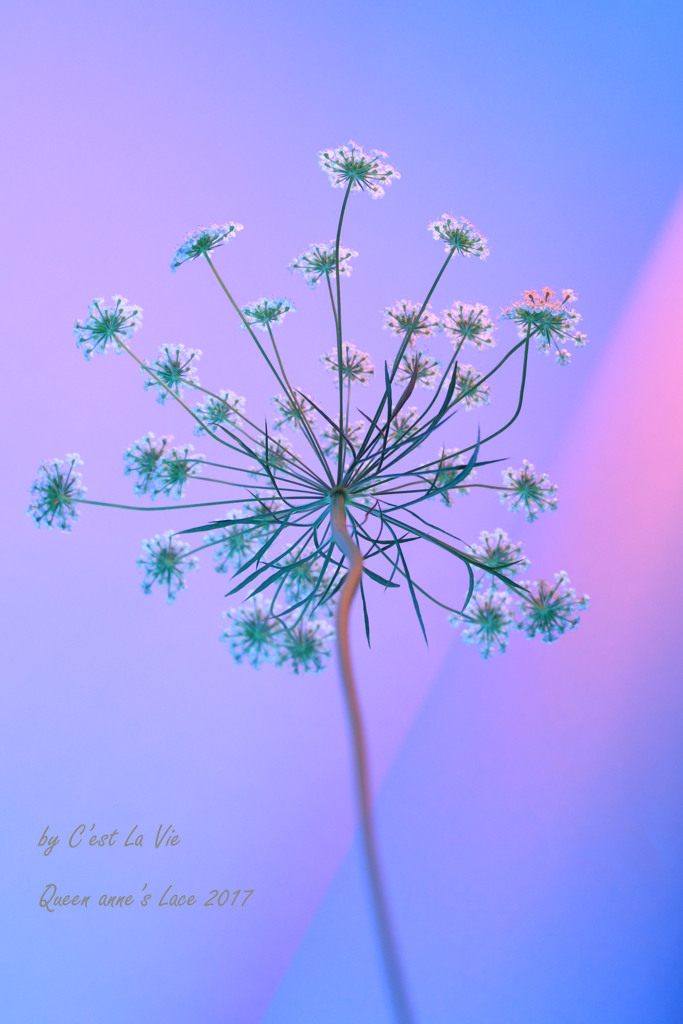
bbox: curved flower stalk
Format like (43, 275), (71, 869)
(28, 140), (591, 1024)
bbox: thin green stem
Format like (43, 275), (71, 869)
(335, 183), (354, 484)
(330, 493), (415, 1024)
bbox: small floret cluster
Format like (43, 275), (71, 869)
(449, 529), (589, 659)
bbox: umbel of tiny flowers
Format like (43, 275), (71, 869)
(319, 140), (400, 198)
(500, 287), (588, 365)
(470, 528), (530, 578)
(428, 214), (489, 258)
(396, 349), (441, 390)
(516, 571), (590, 643)
(123, 433), (172, 497)
(426, 448), (477, 505)
(170, 222), (243, 272)
(383, 300), (441, 340)
(501, 460), (558, 522)
(454, 364), (490, 409)
(154, 444), (205, 500)
(272, 392), (317, 431)
(143, 344), (201, 403)
(74, 296), (142, 359)
(451, 587), (515, 660)
(288, 242), (359, 288)
(211, 511), (261, 573)
(277, 619), (335, 674)
(321, 343), (374, 386)
(441, 302), (496, 350)
(240, 298), (295, 332)
(137, 531), (199, 603)
(193, 390), (246, 435)
(27, 454), (85, 531)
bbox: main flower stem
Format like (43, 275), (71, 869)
(330, 492), (415, 1024)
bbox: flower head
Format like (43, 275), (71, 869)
(74, 296), (142, 360)
(193, 389), (246, 436)
(397, 350), (441, 390)
(321, 343), (374, 386)
(455, 364), (490, 409)
(277, 619), (334, 673)
(470, 528), (530, 578)
(211, 510), (260, 573)
(271, 392), (317, 432)
(288, 242), (358, 288)
(221, 598), (283, 668)
(388, 406), (419, 444)
(143, 344), (201, 404)
(137, 531), (199, 603)
(171, 223), (242, 272)
(154, 444), (204, 500)
(320, 419), (365, 456)
(250, 435), (293, 476)
(318, 141), (399, 199)
(241, 298), (295, 333)
(27, 454), (85, 531)
(501, 461), (558, 522)
(516, 571), (589, 643)
(382, 300), (440, 341)
(450, 585), (515, 659)
(500, 287), (586, 363)
(441, 302), (495, 349)
(428, 215), (489, 258)
(427, 447), (477, 505)
(123, 433), (172, 497)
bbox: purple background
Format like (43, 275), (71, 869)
(3, 1), (683, 1021)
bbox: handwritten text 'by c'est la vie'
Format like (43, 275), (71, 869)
(38, 825), (180, 854)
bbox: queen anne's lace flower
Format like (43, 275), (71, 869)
(441, 302), (495, 349)
(211, 511), (260, 573)
(501, 461), (558, 522)
(320, 420), (365, 456)
(428, 215), (489, 258)
(271, 392), (317, 432)
(288, 242), (359, 288)
(123, 433), (171, 497)
(137, 531), (199, 603)
(397, 350), (441, 390)
(221, 598), (283, 668)
(427, 447), (477, 505)
(388, 407), (419, 444)
(278, 620), (334, 673)
(241, 298), (295, 332)
(455, 364), (490, 408)
(193, 390), (245, 435)
(171, 223), (242, 272)
(74, 296), (142, 360)
(470, 528), (529, 577)
(28, 454), (85, 531)
(319, 141), (399, 199)
(250, 435), (293, 476)
(500, 287), (587, 364)
(516, 571), (589, 643)
(321, 343), (374, 386)
(449, 585), (515, 659)
(143, 345), (201, 404)
(154, 444), (204, 500)
(382, 300), (440, 340)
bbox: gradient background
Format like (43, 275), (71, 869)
(3, 1), (683, 1021)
